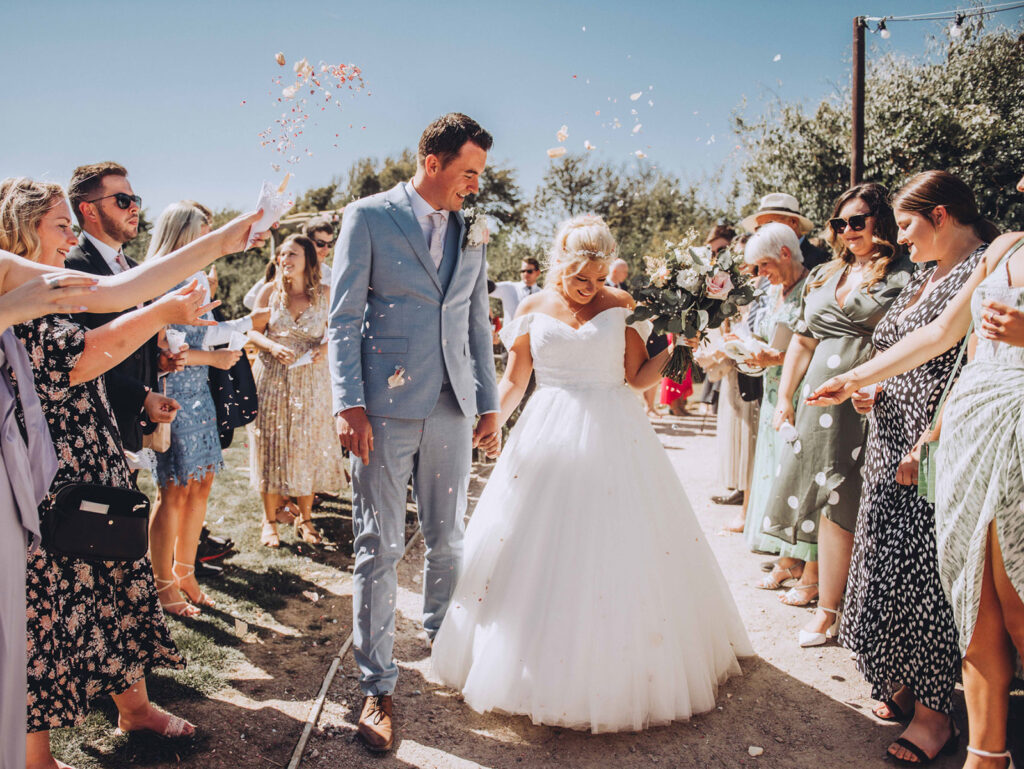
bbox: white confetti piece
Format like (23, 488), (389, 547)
(388, 366), (406, 389)
(584, 140), (595, 150)
(773, 54), (782, 62)
(547, 146), (567, 158)
(556, 124), (569, 142)
(634, 150), (647, 158)
(632, 123), (642, 134)
(275, 52), (285, 66)
(629, 91), (642, 101)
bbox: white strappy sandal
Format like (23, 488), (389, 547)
(967, 746), (1015, 768)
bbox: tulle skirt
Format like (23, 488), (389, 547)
(431, 381), (752, 733)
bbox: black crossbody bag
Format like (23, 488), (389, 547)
(43, 380), (150, 561)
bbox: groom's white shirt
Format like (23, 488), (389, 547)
(406, 181), (450, 248)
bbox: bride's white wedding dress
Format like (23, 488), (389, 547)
(431, 306), (752, 733)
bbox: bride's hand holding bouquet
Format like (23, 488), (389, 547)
(627, 231), (756, 382)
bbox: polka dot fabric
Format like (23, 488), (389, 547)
(841, 246), (985, 714)
(763, 257), (912, 545)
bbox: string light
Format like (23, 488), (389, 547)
(865, 1), (1024, 40)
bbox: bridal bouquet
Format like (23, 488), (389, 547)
(627, 230), (755, 382)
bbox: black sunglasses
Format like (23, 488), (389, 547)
(829, 212), (873, 233)
(313, 238), (334, 249)
(87, 192), (142, 210)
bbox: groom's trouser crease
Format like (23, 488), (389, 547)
(350, 387), (472, 695)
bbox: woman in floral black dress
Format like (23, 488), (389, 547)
(0, 177), (268, 769)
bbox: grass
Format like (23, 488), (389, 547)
(49, 431), (358, 768)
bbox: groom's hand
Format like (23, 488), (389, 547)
(473, 413), (501, 458)
(337, 407), (374, 464)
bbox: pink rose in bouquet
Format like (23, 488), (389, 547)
(705, 270), (734, 300)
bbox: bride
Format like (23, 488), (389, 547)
(431, 215), (751, 732)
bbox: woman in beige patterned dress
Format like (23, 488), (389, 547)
(248, 234), (346, 546)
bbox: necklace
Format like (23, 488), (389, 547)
(557, 290), (589, 324)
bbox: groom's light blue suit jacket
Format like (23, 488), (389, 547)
(328, 182), (499, 420)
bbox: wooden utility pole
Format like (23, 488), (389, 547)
(851, 16), (866, 186)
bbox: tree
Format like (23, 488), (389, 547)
(343, 149), (417, 203)
(733, 20), (1024, 232)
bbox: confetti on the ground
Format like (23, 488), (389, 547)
(547, 146), (568, 158)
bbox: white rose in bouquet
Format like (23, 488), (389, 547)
(676, 268), (703, 294)
(651, 265), (671, 288)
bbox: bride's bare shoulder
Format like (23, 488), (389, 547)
(517, 291), (551, 316)
(600, 286), (635, 311)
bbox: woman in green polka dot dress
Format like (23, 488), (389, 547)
(762, 183), (912, 638)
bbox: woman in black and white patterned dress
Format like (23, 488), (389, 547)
(842, 241), (986, 761)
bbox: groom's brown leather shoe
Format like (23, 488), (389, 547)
(357, 694), (394, 753)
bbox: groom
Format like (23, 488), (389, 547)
(328, 113), (501, 753)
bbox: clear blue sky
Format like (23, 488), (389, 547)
(2, 0), (1010, 219)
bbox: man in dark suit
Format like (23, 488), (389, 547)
(65, 162), (179, 452)
(740, 192), (830, 270)
(65, 163), (234, 571)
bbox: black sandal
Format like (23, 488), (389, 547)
(873, 697), (912, 722)
(887, 721), (959, 766)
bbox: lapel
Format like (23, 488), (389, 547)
(444, 211), (466, 297)
(383, 183), (442, 293)
(77, 234), (115, 276)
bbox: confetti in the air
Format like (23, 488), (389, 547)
(634, 150), (647, 158)
(629, 91), (643, 101)
(556, 124), (569, 142)
(773, 54), (782, 62)
(584, 140), (596, 150)
(632, 124), (642, 134)
(547, 146), (568, 158)
(254, 53), (368, 169)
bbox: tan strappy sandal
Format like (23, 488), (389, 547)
(172, 560), (215, 608)
(154, 577), (199, 618)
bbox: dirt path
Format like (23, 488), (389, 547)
(291, 411), (1020, 769)
(125, 412), (1021, 769)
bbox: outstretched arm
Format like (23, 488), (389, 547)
(0, 211), (268, 313)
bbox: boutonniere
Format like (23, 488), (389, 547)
(461, 207), (490, 250)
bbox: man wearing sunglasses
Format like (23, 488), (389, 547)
(242, 216), (335, 310)
(65, 162), (184, 457)
(740, 192), (830, 270)
(489, 257), (542, 324)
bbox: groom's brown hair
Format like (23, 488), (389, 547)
(418, 113), (493, 168)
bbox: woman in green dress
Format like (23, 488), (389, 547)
(739, 223), (810, 557)
(763, 184), (911, 646)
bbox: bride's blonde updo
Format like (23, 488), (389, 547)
(546, 214), (617, 284)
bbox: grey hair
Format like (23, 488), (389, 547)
(744, 221), (803, 266)
(146, 201), (209, 259)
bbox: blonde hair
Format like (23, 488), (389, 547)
(547, 214), (617, 283)
(147, 201), (209, 259)
(0, 177), (67, 261)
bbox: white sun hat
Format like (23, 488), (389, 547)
(741, 193), (815, 235)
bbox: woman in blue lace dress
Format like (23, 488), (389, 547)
(147, 202), (262, 616)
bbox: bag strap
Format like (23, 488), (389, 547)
(85, 376), (127, 447)
(928, 322), (971, 432)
